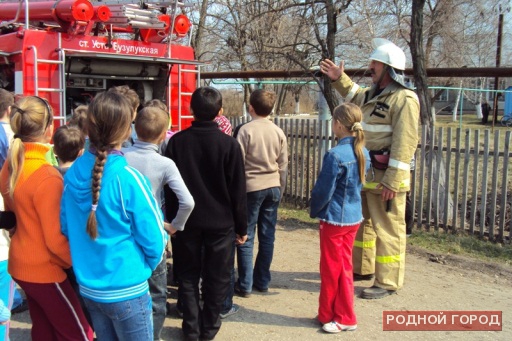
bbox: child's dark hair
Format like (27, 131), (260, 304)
(68, 105), (88, 135)
(108, 85), (140, 113)
(332, 102), (366, 183)
(53, 125), (85, 163)
(135, 106), (169, 142)
(7, 96), (53, 197)
(249, 89), (276, 117)
(0, 89), (14, 118)
(190, 86), (222, 121)
(86, 91), (133, 239)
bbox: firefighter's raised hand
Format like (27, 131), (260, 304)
(320, 59), (344, 81)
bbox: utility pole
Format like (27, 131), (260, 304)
(492, 4), (504, 128)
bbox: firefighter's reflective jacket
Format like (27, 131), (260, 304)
(332, 73), (419, 193)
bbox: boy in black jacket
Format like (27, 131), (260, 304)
(165, 86), (247, 341)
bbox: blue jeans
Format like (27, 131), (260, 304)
(236, 187), (280, 293)
(83, 293), (153, 341)
(13, 287), (22, 308)
(148, 258), (167, 340)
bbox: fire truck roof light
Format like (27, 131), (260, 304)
(70, 0), (95, 21)
(173, 14), (190, 36)
(94, 5), (111, 22)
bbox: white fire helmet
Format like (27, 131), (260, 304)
(369, 38), (406, 71)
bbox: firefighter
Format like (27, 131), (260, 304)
(320, 38), (419, 299)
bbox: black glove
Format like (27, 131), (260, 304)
(0, 211), (16, 229)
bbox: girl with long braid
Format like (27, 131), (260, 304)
(60, 91), (166, 340)
(310, 103), (370, 334)
(0, 96), (93, 340)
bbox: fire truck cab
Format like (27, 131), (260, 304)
(0, 0), (201, 130)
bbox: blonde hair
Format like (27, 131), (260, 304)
(144, 99), (168, 112)
(68, 104), (88, 135)
(7, 96), (53, 197)
(86, 91), (133, 239)
(108, 85), (140, 113)
(135, 106), (169, 141)
(332, 103), (366, 183)
(144, 99), (171, 129)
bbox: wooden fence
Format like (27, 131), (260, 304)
(231, 117), (512, 243)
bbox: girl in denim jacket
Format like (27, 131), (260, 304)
(310, 103), (370, 333)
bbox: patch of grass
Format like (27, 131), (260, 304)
(278, 204), (318, 230)
(279, 204), (316, 223)
(408, 230), (512, 265)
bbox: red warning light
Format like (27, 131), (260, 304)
(94, 5), (111, 22)
(173, 15), (191, 36)
(70, 0), (94, 21)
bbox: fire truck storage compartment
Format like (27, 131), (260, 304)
(65, 56), (168, 109)
(62, 52), (197, 130)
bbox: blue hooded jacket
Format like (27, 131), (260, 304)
(61, 151), (166, 303)
(310, 137), (370, 226)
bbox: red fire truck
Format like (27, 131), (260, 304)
(0, 0), (201, 130)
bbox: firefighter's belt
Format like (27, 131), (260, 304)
(369, 149), (390, 170)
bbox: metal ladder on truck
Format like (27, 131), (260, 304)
(177, 64), (201, 131)
(26, 45), (67, 125)
(167, 0), (201, 131)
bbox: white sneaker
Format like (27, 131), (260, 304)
(322, 321), (357, 333)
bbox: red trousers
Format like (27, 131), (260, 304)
(318, 221), (359, 326)
(15, 278), (93, 341)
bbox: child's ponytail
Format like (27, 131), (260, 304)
(332, 102), (366, 183)
(86, 148), (108, 239)
(7, 97), (53, 197)
(7, 136), (25, 198)
(351, 122), (366, 184)
(85, 91), (133, 240)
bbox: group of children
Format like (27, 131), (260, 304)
(0, 80), (370, 339)
(0, 83), (291, 341)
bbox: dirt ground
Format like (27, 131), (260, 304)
(8, 219), (512, 341)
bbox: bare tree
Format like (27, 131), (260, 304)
(191, 0), (356, 113)
(192, 0), (210, 59)
(193, 0), (510, 116)
(411, 0), (432, 126)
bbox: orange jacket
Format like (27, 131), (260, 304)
(0, 143), (71, 283)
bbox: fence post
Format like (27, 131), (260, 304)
(425, 126), (435, 229)
(489, 131), (501, 241)
(460, 129), (471, 232)
(498, 131), (511, 242)
(443, 128), (452, 231)
(418, 126), (428, 230)
(479, 130), (490, 238)
(469, 130), (480, 235)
